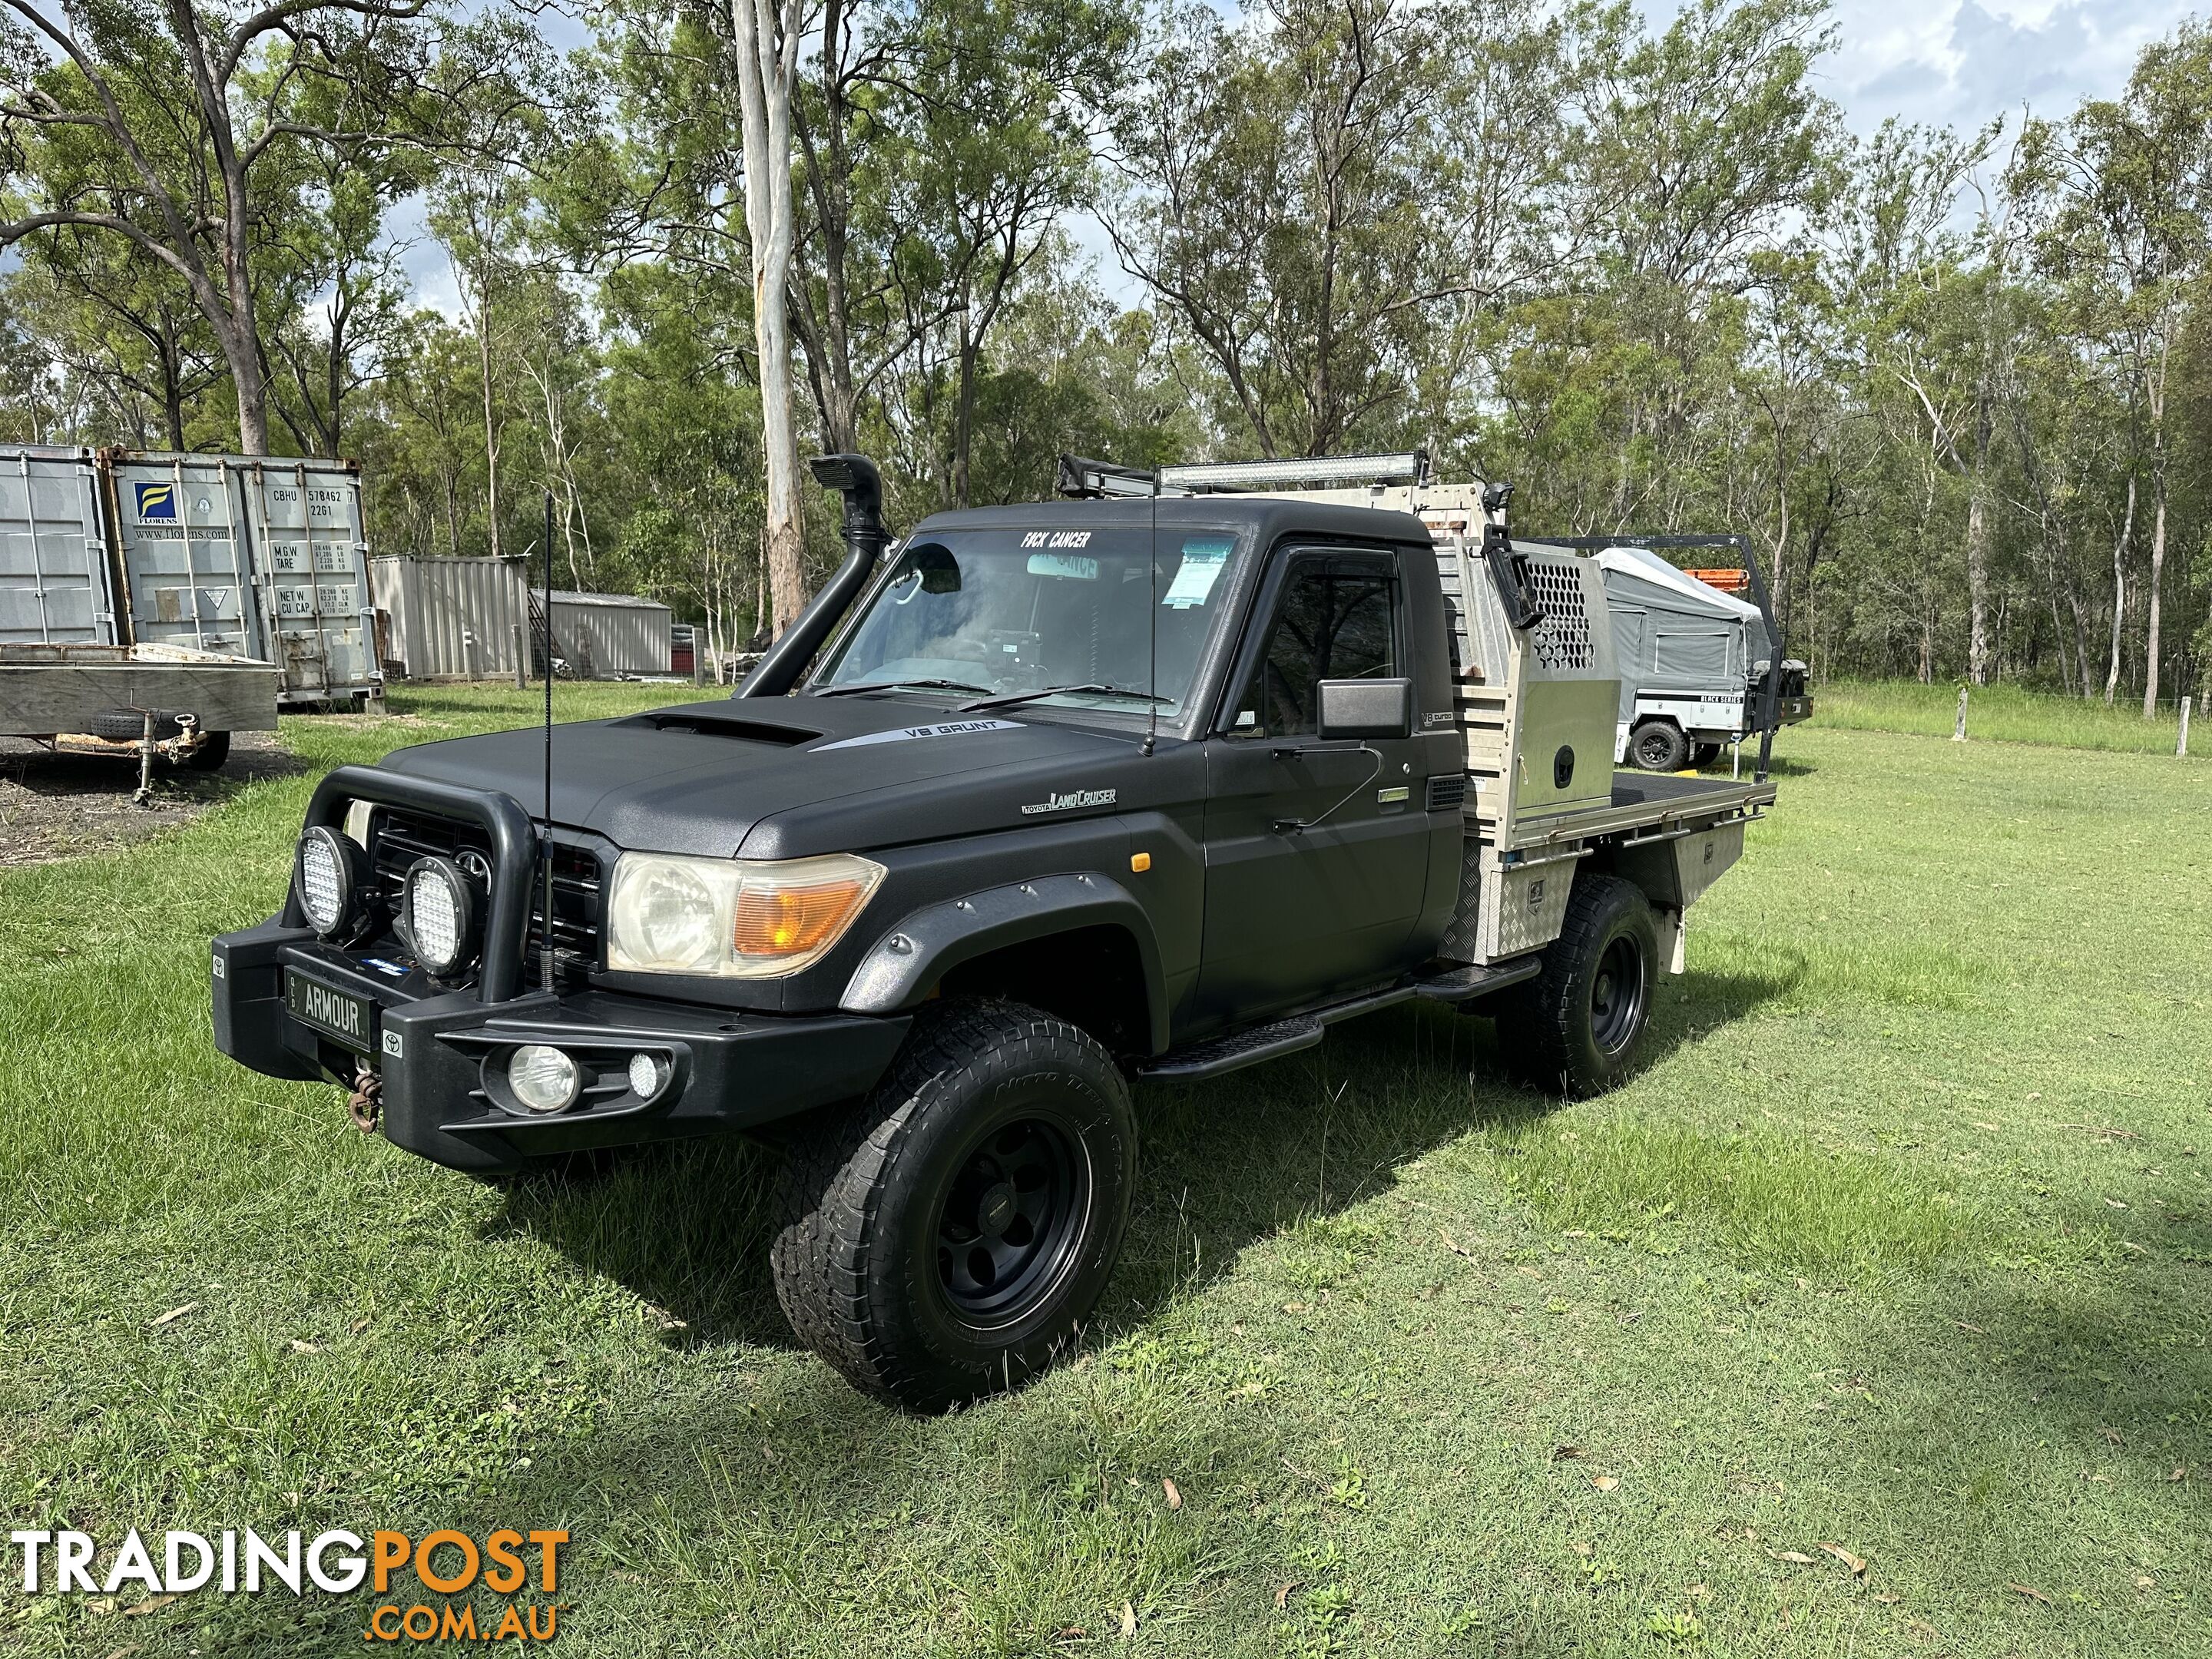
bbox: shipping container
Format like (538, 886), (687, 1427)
(3, 449), (277, 754)
(0, 445), (114, 647)
(550, 590), (674, 677)
(101, 452), (379, 706)
(369, 555), (530, 680)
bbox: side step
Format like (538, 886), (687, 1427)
(1137, 1016), (1323, 1081)
(1413, 957), (1541, 1004)
(1137, 959), (1539, 1084)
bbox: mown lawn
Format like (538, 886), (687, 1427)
(1813, 676), (2203, 757)
(2, 683), (2208, 1657)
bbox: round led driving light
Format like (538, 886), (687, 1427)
(627, 1051), (663, 1099)
(401, 856), (480, 975)
(294, 826), (360, 940)
(508, 1045), (581, 1114)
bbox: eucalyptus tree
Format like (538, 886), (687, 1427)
(1111, 0), (1518, 458)
(0, 0), (439, 452)
(2042, 24), (2212, 714)
(0, 224), (224, 445)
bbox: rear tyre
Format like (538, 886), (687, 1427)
(179, 730), (232, 771)
(771, 998), (1137, 1411)
(1496, 875), (1657, 1098)
(1628, 720), (1687, 772)
(1688, 740), (1723, 769)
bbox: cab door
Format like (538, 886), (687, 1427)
(1197, 548), (1430, 1022)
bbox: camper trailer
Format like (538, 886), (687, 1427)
(1597, 548), (1810, 772)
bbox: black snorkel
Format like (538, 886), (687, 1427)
(736, 453), (892, 699)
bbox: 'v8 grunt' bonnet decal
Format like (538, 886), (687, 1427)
(810, 718), (1025, 752)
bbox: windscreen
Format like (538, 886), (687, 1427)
(813, 525), (1250, 714)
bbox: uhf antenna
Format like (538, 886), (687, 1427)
(540, 488), (555, 993)
(1143, 465), (1160, 757)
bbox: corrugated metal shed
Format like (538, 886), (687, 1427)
(370, 555), (529, 679)
(550, 590), (673, 678)
(369, 560), (674, 679)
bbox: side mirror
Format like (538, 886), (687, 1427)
(1316, 678), (1414, 741)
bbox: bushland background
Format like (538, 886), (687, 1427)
(5, 0), (2212, 710)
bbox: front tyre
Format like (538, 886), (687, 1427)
(1497, 875), (1657, 1098)
(771, 999), (1137, 1410)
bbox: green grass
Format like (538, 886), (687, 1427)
(1813, 676), (2203, 757)
(5, 686), (2212, 1656)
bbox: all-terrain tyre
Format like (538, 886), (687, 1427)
(1495, 875), (1658, 1098)
(1688, 740), (1723, 769)
(770, 998), (1137, 1410)
(1628, 720), (1687, 772)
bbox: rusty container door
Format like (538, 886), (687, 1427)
(242, 458), (378, 704)
(105, 452), (380, 706)
(103, 453), (267, 664)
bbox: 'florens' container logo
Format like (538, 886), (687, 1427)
(9, 1526), (568, 1643)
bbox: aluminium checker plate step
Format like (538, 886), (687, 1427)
(1137, 1016), (1323, 1081)
(1136, 959), (1542, 1083)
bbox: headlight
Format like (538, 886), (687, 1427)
(294, 826), (366, 940)
(606, 850), (885, 979)
(400, 855), (483, 975)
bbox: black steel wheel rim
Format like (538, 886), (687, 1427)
(935, 1115), (1088, 1323)
(1635, 730), (1674, 768)
(1589, 933), (1647, 1054)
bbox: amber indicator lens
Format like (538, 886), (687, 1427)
(733, 879), (873, 959)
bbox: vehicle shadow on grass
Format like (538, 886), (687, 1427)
(1104, 964), (1793, 1329)
(481, 960), (1793, 1361)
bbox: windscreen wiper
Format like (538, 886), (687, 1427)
(813, 678), (996, 698)
(959, 682), (1175, 714)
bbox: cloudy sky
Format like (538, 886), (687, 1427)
(396, 0), (2197, 313)
(1814, 0), (2188, 135)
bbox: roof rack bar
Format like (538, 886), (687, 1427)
(1055, 454), (1171, 499)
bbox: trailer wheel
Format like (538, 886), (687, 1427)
(1628, 720), (1687, 772)
(1689, 740), (1723, 769)
(770, 998), (1136, 1411)
(1498, 875), (1657, 1098)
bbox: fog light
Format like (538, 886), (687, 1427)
(627, 1052), (664, 1098)
(508, 1045), (580, 1114)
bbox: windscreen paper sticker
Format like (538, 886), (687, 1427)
(811, 718), (1024, 752)
(1162, 537), (1233, 608)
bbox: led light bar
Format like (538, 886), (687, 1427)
(1159, 450), (1429, 492)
